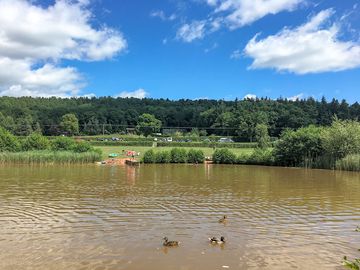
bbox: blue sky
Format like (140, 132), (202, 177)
(0, 0), (359, 102)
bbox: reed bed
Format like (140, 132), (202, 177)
(0, 151), (102, 164)
(336, 155), (360, 172)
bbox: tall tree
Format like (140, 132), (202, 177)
(60, 113), (79, 136)
(136, 113), (162, 137)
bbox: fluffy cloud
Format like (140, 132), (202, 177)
(244, 93), (257, 99)
(176, 21), (207, 42)
(177, 0), (302, 42)
(0, 0), (127, 97)
(288, 93), (304, 101)
(244, 9), (360, 74)
(211, 0), (302, 29)
(115, 89), (149, 99)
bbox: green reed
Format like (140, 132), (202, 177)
(0, 151), (102, 164)
(336, 155), (360, 172)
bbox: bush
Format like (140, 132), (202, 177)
(51, 136), (76, 151)
(212, 149), (236, 164)
(187, 149), (205, 164)
(274, 126), (324, 167)
(0, 127), (20, 152)
(72, 141), (94, 153)
(21, 133), (50, 151)
(170, 148), (187, 163)
(247, 149), (275, 165)
(322, 119), (360, 161)
(155, 151), (171, 163)
(143, 149), (156, 163)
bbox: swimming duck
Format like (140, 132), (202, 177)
(208, 236), (225, 244)
(356, 226), (360, 232)
(163, 237), (179, 247)
(219, 215), (227, 223)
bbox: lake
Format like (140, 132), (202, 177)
(0, 164), (359, 270)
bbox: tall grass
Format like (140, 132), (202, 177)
(0, 151), (102, 164)
(336, 154), (360, 172)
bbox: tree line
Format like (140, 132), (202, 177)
(0, 96), (359, 140)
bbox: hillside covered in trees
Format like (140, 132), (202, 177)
(0, 96), (359, 140)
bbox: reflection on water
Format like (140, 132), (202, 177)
(0, 164), (359, 270)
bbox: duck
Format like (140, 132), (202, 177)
(356, 226), (360, 232)
(208, 236), (225, 244)
(163, 237), (179, 247)
(219, 215), (227, 223)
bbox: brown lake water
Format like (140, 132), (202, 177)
(0, 164), (360, 270)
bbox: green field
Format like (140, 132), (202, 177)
(96, 145), (256, 160)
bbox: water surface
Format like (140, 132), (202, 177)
(1, 164), (360, 270)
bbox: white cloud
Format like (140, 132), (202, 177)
(212, 0), (302, 29)
(204, 43), (218, 53)
(0, 0), (127, 97)
(150, 10), (176, 21)
(288, 93), (304, 101)
(244, 9), (360, 74)
(176, 20), (207, 42)
(244, 93), (257, 99)
(115, 89), (149, 99)
(230, 49), (241, 59)
(176, 0), (302, 43)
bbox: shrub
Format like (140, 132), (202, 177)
(21, 133), (50, 151)
(274, 126), (324, 167)
(72, 141), (94, 153)
(0, 127), (20, 152)
(51, 136), (76, 151)
(170, 148), (187, 163)
(187, 149), (205, 164)
(322, 119), (360, 161)
(247, 148), (275, 165)
(143, 149), (156, 163)
(155, 151), (171, 163)
(212, 149), (236, 164)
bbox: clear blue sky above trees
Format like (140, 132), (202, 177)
(0, 0), (359, 102)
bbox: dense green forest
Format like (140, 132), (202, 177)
(0, 96), (359, 140)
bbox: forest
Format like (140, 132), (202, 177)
(0, 96), (359, 140)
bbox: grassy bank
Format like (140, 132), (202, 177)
(95, 145), (255, 160)
(0, 151), (102, 164)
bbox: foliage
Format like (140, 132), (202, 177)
(136, 113), (162, 137)
(274, 126), (325, 167)
(155, 150), (171, 163)
(342, 256), (360, 270)
(322, 118), (360, 161)
(255, 123), (271, 149)
(71, 141), (94, 153)
(0, 96), (358, 139)
(212, 149), (237, 164)
(60, 113), (79, 135)
(21, 133), (50, 151)
(336, 155), (360, 172)
(187, 149), (205, 163)
(170, 148), (187, 163)
(0, 127), (20, 152)
(0, 151), (102, 164)
(143, 149), (156, 163)
(51, 136), (76, 151)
